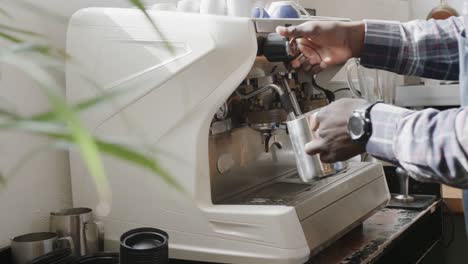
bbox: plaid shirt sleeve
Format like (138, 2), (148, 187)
(361, 18), (468, 188)
(361, 17), (463, 80)
(368, 105), (468, 188)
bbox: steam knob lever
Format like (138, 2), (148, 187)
(395, 168), (415, 203)
(258, 33), (293, 63)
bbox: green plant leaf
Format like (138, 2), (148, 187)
(0, 31), (23, 43)
(0, 107), (20, 119)
(0, 117), (183, 192)
(10, 48), (184, 165)
(39, 83), (112, 213)
(32, 56), (170, 162)
(0, 115), (183, 193)
(128, 0), (146, 11)
(32, 89), (123, 122)
(0, 171), (5, 189)
(96, 140), (183, 192)
(0, 33), (68, 62)
(1, 51), (111, 208)
(0, 0), (183, 202)
(0, 42), (60, 62)
(4, 0), (68, 24)
(127, 0), (174, 53)
(127, 0), (161, 33)
(0, 7), (12, 19)
(0, 119), (65, 133)
(0, 24), (44, 37)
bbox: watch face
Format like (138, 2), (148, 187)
(348, 115), (365, 139)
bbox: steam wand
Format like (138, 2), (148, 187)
(280, 75), (302, 119)
(235, 83), (285, 99)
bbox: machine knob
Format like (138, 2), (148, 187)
(395, 168), (415, 203)
(258, 33), (294, 62)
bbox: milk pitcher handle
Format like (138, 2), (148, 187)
(55, 236), (74, 251)
(84, 220), (104, 252)
(346, 59), (363, 98)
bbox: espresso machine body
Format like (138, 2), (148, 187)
(67, 8), (390, 264)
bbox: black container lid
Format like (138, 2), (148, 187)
(120, 228), (169, 264)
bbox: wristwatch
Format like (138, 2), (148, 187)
(347, 101), (382, 145)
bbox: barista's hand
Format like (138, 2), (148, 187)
(306, 98), (367, 162)
(276, 21), (365, 74)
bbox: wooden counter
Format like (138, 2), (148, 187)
(0, 202), (442, 264)
(308, 202), (441, 263)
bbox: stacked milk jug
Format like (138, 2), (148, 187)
(145, 0), (312, 18)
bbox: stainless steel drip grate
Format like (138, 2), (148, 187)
(223, 181), (314, 205)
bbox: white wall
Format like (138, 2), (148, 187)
(300, 0), (409, 21)
(297, 0), (463, 85)
(0, 0), (132, 248)
(409, 0), (464, 20)
(300, 0), (463, 22)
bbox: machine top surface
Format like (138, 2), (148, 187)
(253, 17), (351, 33)
(252, 16), (350, 22)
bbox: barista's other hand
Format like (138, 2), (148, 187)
(276, 21), (365, 74)
(306, 98), (367, 162)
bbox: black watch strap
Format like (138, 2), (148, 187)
(365, 101), (382, 115)
(358, 101), (381, 119)
(348, 101), (382, 144)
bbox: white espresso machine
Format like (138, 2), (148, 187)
(66, 8), (390, 264)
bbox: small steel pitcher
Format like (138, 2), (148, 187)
(286, 112), (346, 182)
(50, 207), (104, 256)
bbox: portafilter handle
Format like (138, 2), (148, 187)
(257, 33), (295, 63)
(395, 168), (415, 203)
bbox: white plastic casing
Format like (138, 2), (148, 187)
(67, 8), (310, 264)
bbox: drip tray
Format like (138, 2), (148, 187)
(223, 181), (314, 205)
(219, 164), (360, 206)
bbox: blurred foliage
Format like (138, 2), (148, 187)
(0, 0), (183, 210)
